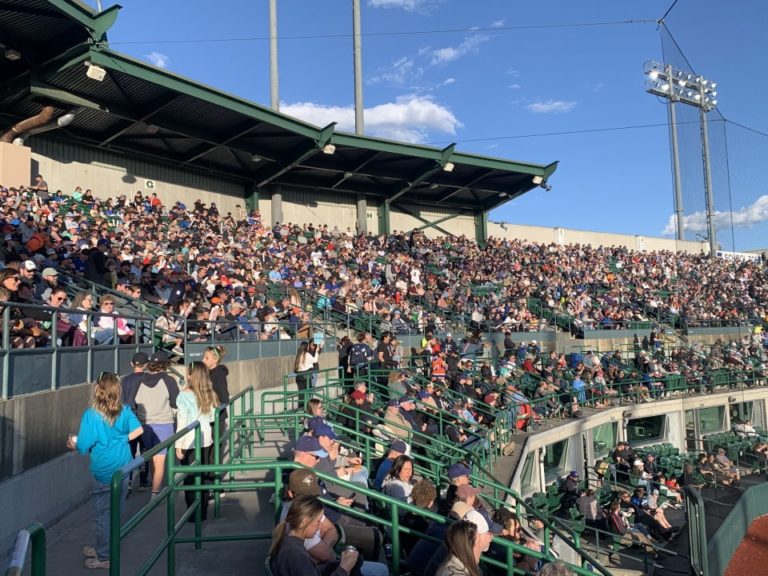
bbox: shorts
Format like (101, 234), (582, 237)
(142, 423), (175, 456)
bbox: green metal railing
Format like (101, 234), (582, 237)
(0, 301), (153, 399)
(4, 523), (45, 576)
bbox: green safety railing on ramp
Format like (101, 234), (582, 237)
(4, 523), (45, 576)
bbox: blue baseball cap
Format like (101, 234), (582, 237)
(390, 440), (407, 454)
(448, 462), (472, 480)
(313, 424), (339, 440)
(294, 435), (328, 458)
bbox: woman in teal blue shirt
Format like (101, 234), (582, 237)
(68, 372), (143, 570)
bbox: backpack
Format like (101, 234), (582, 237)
(349, 343), (369, 366)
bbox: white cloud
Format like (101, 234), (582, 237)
(145, 51), (169, 69)
(525, 99), (577, 114)
(368, 56), (423, 87)
(431, 34), (490, 65)
(662, 195), (768, 236)
(439, 77), (456, 87)
(280, 95), (461, 143)
(368, 0), (439, 12)
(509, 83), (521, 90)
(491, 19), (506, 28)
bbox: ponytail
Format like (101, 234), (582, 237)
(268, 521), (289, 558)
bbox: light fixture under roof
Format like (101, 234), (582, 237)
(442, 161), (455, 173)
(322, 144), (336, 155)
(4, 48), (21, 61)
(251, 154), (263, 162)
(84, 61), (107, 82)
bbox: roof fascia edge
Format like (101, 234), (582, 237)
(46, 0), (121, 41)
(87, 48), (322, 141)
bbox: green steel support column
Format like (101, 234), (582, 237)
(474, 211), (488, 246)
(379, 201), (391, 236)
(245, 182), (259, 214)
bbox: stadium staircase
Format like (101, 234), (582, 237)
(8, 366), (654, 576)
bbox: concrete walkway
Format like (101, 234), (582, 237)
(38, 435), (288, 575)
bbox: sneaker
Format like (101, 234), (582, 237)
(172, 345), (185, 356)
(85, 558), (110, 569)
(82, 546), (97, 558)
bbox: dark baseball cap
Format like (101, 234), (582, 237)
(448, 462), (472, 479)
(132, 352), (149, 365)
(294, 435), (328, 458)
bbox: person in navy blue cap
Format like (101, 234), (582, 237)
(314, 423), (369, 496)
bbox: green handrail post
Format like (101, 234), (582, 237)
(166, 441), (176, 576)
(213, 408), (222, 517)
(29, 523), (46, 576)
(6, 523), (47, 576)
(109, 468), (123, 576)
(390, 501), (401, 576)
(193, 425), (203, 549)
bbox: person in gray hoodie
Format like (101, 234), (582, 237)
(124, 350), (179, 497)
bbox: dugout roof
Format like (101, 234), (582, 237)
(0, 0), (558, 213)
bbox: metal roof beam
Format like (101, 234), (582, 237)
(435, 169), (494, 205)
(388, 143), (454, 204)
(255, 122), (335, 188)
(98, 93), (183, 146)
(29, 82), (278, 164)
(44, 0), (120, 42)
(181, 122), (263, 166)
(88, 48), (322, 140)
(329, 150), (379, 190)
(391, 202), (457, 237)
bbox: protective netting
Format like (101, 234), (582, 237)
(661, 25), (768, 253)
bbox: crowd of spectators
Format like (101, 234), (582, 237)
(2, 181), (768, 357)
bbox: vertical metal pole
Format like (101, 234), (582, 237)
(352, 0), (364, 134)
(667, 72), (685, 241)
(700, 103), (717, 257)
(166, 449), (176, 575)
(109, 471), (122, 576)
(2, 306), (10, 399)
(269, 0), (279, 111)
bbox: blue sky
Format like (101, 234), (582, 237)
(96, 0), (768, 242)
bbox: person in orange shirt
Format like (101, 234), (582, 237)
(431, 352), (448, 381)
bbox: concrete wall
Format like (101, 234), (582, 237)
(29, 135), (246, 216)
(0, 142), (31, 189)
(487, 221), (707, 254)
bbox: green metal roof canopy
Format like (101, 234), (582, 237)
(0, 0), (557, 213)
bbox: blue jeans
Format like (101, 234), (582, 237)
(361, 561), (390, 576)
(92, 477), (128, 561)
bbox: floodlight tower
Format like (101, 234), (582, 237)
(644, 61), (719, 256)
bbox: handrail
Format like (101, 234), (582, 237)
(0, 300), (154, 399)
(4, 523), (45, 576)
(247, 387), (613, 575)
(172, 459), (597, 576)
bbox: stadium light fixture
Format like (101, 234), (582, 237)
(644, 60), (719, 255)
(442, 162), (455, 173)
(4, 48), (21, 61)
(322, 144), (336, 155)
